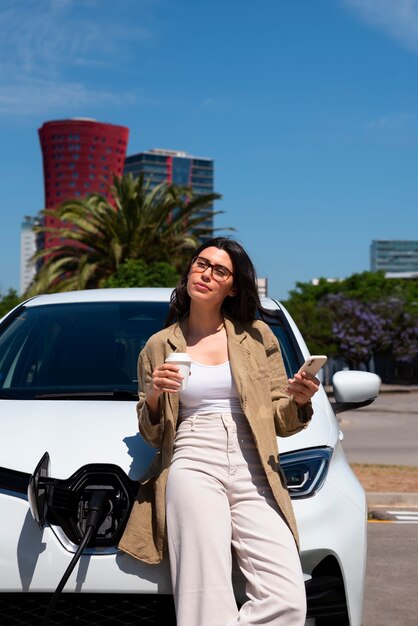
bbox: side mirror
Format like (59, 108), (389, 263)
(331, 370), (381, 415)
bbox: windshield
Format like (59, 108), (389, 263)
(0, 301), (299, 400)
(0, 302), (167, 399)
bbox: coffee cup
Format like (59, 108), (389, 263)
(165, 352), (192, 390)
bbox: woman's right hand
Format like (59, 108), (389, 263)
(147, 363), (184, 401)
(144, 363), (184, 424)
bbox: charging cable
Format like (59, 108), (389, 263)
(42, 490), (108, 626)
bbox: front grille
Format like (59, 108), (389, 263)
(1, 577), (348, 625)
(0, 593), (176, 626)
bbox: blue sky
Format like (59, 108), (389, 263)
(2, 0), (418, 300)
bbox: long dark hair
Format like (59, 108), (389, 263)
(166, 237), (266, 326)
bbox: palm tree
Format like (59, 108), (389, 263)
(27, 173), (225, 295)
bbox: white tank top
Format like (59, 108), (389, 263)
(179, 361), (243, 418)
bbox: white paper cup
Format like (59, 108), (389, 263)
(165, 352), (192, 390)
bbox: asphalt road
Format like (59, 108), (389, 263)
(338, 390), (418, 466)
(363, 520), (418, 626)
(336, 389), (418, 626)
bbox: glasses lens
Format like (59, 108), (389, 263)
(193, 257), (209, 271)
(213, 266), (230, 280)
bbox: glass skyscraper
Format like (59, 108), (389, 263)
(371, 240), (418, 273)
(124, 149), (214, 234)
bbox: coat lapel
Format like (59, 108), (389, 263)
(165, 318), (188, 423)
(224, 316), (250, 411)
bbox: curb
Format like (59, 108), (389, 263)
(366, 492), (418, 507)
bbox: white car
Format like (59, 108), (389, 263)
(0, 288), (380, 626)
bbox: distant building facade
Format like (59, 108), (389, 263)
(311, 277), (342, 286)
(257, 277), (268, 298)
(371, 240), (418, 273)
(20, 216), (42, 294)
(124, 148), (214, 233)
(38, 118), (129, 252)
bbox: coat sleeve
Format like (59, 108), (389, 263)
(263, 326), (313, 437)
(136, 347), (164, 449)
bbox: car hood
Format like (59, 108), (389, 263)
(1, 400), (156, 481)
(1, 390), (338, 479)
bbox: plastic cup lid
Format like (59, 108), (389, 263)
(165, 352), (192, 363)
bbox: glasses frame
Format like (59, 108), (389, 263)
(191, 256), (234, 282)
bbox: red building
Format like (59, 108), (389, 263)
(38, 118), (129, 251)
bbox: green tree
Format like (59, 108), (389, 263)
(284, 293), (337, 356)
(0, 289), (21, 319)
(102, 259), (179, 288)
(286, 271), (404, 304)
(27, 173), (224, 295)
(284, 272), (418, 365)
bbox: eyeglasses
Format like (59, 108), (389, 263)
(191, 256), (234, 282)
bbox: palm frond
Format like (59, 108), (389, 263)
(28, 173), (228, 295)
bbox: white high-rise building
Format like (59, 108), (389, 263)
(20, 216), (40, 294)
(257, 277), (268, 298)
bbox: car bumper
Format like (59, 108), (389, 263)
(0, 445), (365, 626)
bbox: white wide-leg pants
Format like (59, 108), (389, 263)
(166, 412), (307, 626)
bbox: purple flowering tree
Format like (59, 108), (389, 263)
(370, 298), (418, 363)
(285, 273), (418, 378)
(321, 294), (418, 370)
(323, 294), (386, 369)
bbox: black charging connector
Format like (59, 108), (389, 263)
(41, 490), (109, 626)
(84, 490), (108, 531)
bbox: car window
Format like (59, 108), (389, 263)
(0, 301), (299, 399)
(269, 323), (299, 379)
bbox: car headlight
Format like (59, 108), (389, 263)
(280, 447), (333, 499)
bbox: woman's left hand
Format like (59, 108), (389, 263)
(286, 371), (320, 407)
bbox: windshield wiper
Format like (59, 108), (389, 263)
(0, 391), (17, 399)
(34, 389), (138, 400)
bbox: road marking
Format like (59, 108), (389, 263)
(368, 509), (418, 523)
(386, 510), (418, 523)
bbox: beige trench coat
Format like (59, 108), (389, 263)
(118, 314), (312, 564)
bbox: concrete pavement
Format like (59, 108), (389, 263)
(326, 383), (418, 507)
(366, 492), (418, 506)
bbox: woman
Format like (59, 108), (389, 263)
(119, 237), (320, 626)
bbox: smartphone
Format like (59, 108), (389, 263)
(297, 355), (327, 376)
